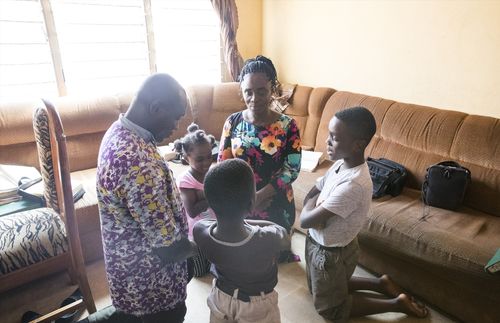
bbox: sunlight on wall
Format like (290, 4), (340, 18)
(262, 0), (500, 118)
(235, 0), (262, 60)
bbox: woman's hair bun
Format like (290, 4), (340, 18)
(256, 55), (272, 66)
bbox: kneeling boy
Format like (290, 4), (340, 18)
(301, 107), (428, 322)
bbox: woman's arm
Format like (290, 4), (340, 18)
(179, 188), (209, 218)
(217, 116), (235, 162)
(270, 118), (302, 190)
(255, 184), (276, 211)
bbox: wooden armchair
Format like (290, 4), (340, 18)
(0, 99), (96, 319)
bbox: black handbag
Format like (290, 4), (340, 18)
(422, 161), (471, 210)
(367, 157), (408, 199)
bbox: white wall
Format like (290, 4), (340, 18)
(262, 0), (500, 118)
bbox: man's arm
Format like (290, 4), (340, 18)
(153, 237), (196, 265)
(125, 160), (193, 265)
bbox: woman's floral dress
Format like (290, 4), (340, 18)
(218, 111), (301, 232)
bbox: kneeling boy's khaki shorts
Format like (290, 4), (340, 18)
(305, 236), (359, 323)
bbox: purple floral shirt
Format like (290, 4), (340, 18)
(96, 119), (188, 315)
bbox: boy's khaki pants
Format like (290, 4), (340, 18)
(306, 236), (359, 323)
(207, 279), (281, 323)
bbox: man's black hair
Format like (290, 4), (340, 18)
(335, 106), (376, 142)
(204, 159), (255, 218)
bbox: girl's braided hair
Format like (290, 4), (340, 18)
(173, 123), (216, 157)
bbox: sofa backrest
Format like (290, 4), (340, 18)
(0, 94), (131, 172)
(186, 82), (336, 150)
(186, 83), (245, 139)
(284, 86), (336, 150)
(315, 90), (500, 216)
(0, 99), (42, 169)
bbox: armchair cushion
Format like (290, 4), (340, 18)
(0, 208), (67, 274)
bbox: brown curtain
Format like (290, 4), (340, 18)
(211, 0), (244, 81)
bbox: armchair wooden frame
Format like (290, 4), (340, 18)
(36, 99), (97, 317)
(0, 99), (96, 321)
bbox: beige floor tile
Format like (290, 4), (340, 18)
(0, 233), (457, 323)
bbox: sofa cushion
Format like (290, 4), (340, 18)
(71, 168), (102, 262)
(450, 114), (500, 216)
(362, 188), (500, 277)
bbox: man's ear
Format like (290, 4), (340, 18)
(148, 100), (162, 115)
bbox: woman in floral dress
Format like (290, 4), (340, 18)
(218, 55), (301, 240)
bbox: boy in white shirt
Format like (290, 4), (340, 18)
(300, 107), (428, 322)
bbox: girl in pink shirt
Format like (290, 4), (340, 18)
(174, 123), (216, 277)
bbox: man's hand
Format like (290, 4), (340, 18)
(153, 236), (196, 266)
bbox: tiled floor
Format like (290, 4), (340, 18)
(0, 233), (457, 323)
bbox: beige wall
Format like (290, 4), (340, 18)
(235, 0), (262, 60)
(259, 0), (500, 118)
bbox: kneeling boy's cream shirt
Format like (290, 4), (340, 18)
(309, 159), (373, 247)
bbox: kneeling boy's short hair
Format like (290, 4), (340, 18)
(335, 106), (376, 142)
(204, 159), (255, 217)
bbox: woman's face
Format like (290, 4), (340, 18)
(240, 72), (272, 115)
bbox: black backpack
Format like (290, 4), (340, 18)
(422, 161), (471, 210)
(367, 157), (408, 199)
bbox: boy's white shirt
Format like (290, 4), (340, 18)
(308, 159), (373, 247)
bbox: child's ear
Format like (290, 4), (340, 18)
(181, 155), (189, 166)
(354, 139), (366, 153)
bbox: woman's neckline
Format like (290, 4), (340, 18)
(242, 109), (281, 127)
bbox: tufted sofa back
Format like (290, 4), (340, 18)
(187, 82), (336, 150)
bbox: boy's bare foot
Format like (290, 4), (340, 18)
(380, 274), (404, 298)
(380, 275), (423, 305)
(397, 293), (429, 318)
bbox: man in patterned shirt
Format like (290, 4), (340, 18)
(96, 73), (193, 322)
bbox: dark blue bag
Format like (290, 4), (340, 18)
(367, 157), (408, 199)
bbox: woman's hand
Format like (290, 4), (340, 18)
(255, 184), (276, 211)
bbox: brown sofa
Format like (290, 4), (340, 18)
(1, 83), (499, 322)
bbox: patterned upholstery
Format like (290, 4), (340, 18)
(0, 107), (69, 276)
(0, 208), (67, 274)
(33, 107), (60, 213)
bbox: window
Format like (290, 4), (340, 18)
(0, 0), (58, 102)
(151, 0), (221, 85)
(51, 0), (150, 95)
(0, 0), (221, 102)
